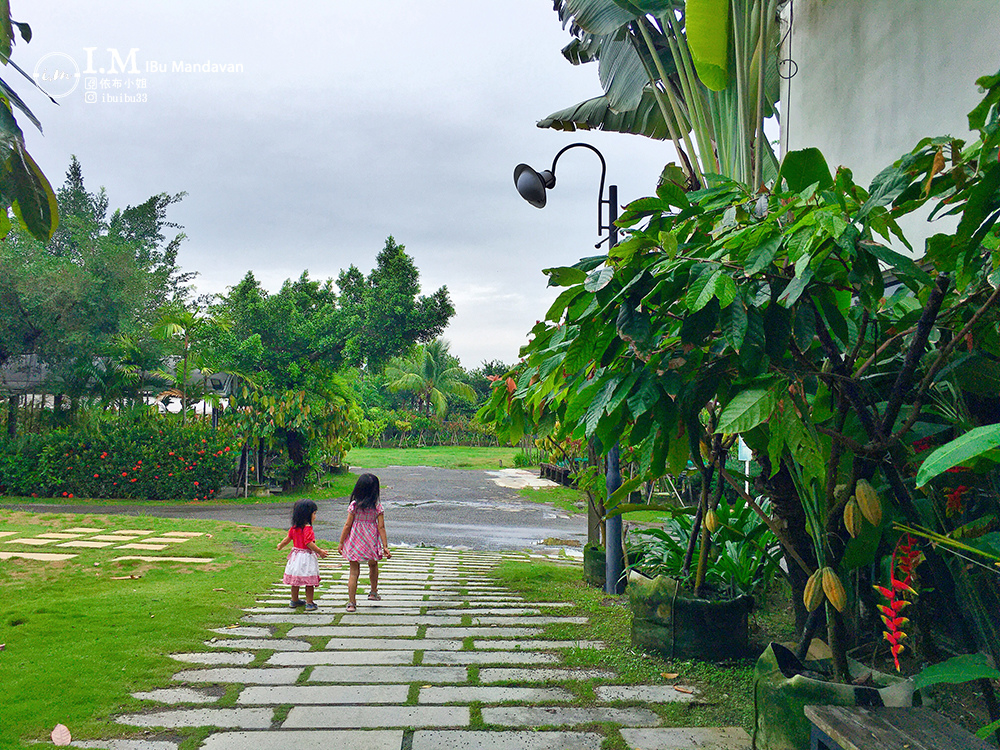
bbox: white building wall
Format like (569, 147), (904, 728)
(781, 0), (1000, 253)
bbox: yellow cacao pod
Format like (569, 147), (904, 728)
(855, 479), (882, 526)
(843, 498), (862, 538)
(803, 569), (825, 612)
(705, 509), (720, 533)
(822, 567), (847, 612)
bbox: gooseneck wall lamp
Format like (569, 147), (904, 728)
(513, 142), (626, 595)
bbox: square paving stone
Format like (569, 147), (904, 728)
(287, 625), (418, 638)
(0, 551), (77, 561)
(243, 614), (336, 625)
(482, 706), (660, 728)
(619, 727), (751, 749)
(109, 529), (156, 534)
(309, 665), (467, 683)
(173, 667), (302, 684)
(470, 616), (588, 626)
(425, 627), (543, 639)
(268, 651), (414, 666)
(170, 652), (256, 665)
(116, 543), (170, 550)
(238, 684), (409, 704)
(324, 638), (462, 651)
(73, 741), (179, 750)
(596, 685), (700, 703)
(160, 531), (203, 536)
(37, 532), (86, 539)
(89, 534), (145, 542)
(341, 615), (462, 625)
(132, 687), (220, 704)
(207, 638), (310, 651)
(423, 651), (559, 666)
(5, 537), (57, 545)
(116, 708), (272, 729)
(137, 537), (187, 544)
(0, 531), (20, 537)
(55, 540), (115, 548)
(479, 669), (616, 683)
(111, 556), (214, 563)
(200, 730), (403, 750)
(412, 730), (602, 750)
(64, 527), (104, 532)
(283, 705), (469, 729)
(419, 686), (575, 704)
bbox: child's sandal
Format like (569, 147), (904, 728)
(368, 593), (381, 601)
(346, 602), (356, 612)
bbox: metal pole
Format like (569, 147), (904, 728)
(604, 184), (626, 595)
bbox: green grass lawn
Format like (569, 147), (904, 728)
(346, 445), (525, 470)
(0, 509), (329, 750)
(518, 485), (586, 515)
(492, 557), (760, 745)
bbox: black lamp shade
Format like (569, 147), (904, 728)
(514, 164), (555, 208)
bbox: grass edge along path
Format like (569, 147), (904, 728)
(0, 509), (304, 750)
(492, 556), (757, 737)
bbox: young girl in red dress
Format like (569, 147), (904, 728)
(277, 499), (329, 611)
(338, 473), (391, 612)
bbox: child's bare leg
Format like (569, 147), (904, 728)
(305, 585), (315, 604)
(368, 561), (379, 596)
(290, 585), (300, 602)
(348, 561), (360, 604)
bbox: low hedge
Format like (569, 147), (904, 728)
(0, 419), (239, 500)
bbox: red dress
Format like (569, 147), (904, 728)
(341, 500), (385, 561)
(282, 525), (321, 586)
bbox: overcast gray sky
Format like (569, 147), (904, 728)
(21, 1), (673, 369)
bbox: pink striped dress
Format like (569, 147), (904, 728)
(341, 500), (385, 561)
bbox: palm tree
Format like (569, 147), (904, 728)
(383, 340), (476, 418)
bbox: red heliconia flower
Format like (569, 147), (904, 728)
(946, 485), (968, 517)
(875, 534), (923, 671)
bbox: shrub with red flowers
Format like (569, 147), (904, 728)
(0, 418), (239, 500)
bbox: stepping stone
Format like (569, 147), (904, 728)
(482, 707), (660, 727)
(324, 638), (462, 651)
(412, 730), (602, 750)
(474, 640), (604, 650)
(110, 529), (156, 534)
(480, 669), (616, 683)
(283, 705), (469, 729)
(116, 707), (272, 729)
(209, 626), (272, 637)
(138, 537), (187, 544)
(596, 685), (700, 702)
(72, 741), (179, 750)
(207, 638), (310, 651)
(56, 540), (114, 548)
(116, 543), (170, 550)
(238, 684), (409, 704)
(470, 616), (588, 626)
(266, 651), (413, 666)
(173, 667), (302, 684)
(422, 651), (559, 666)
(170, 652), (256, 665)
(132, 687), (220, 704)
(37, 532), (86, 539)
(419, 686), (575, 704)
(243, 614), (336, 625)
(160, 531), (203, 537)
(619, 727), (751, 749)
(287, 625), (418, 638)
(112, 556), (214, 564)
(308, 665), (466, 683)
(89, 534), (146, 542)
(199, 730), (403, 750)
(0, 551), (77, 561)
(426, 627), (543, 639)
(0, 531), (20, 537)
(5, 537), (57, 545)
(339, 615), (462, 625)
(418, 608), (545, 616)
(64, 527), (104, 532)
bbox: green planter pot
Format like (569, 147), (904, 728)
(583, 544), (605, 588)
(752, 643), (916, 750)
(628, 575), (753, 661)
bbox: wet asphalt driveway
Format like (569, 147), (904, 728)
(8, 466), (588, 552)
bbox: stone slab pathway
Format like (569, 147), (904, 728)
(70, 548), (751, 750)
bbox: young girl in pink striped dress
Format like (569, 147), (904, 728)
(337, 472), (391, 612)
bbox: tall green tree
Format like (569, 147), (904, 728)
(384, 339), (476, 417)
(338, 236), (454, 371)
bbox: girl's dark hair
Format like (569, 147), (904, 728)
(291, 499), (318, 528)
(351, 473), (380, 511)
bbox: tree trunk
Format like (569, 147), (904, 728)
(6, 394), (18, 438)
(283, 430), (311, 491)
